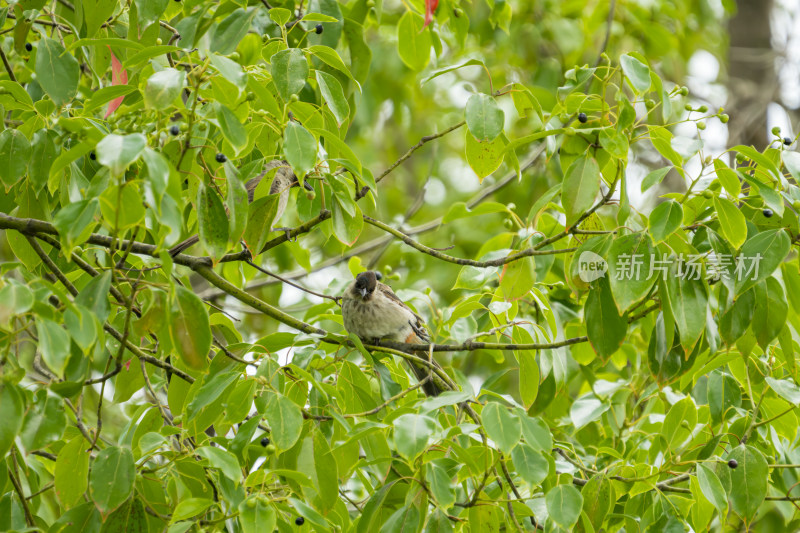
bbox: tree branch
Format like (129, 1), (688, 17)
(363, 215), (577, 267)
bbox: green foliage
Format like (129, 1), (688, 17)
(2, 0), (800, 532)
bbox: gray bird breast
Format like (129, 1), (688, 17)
(342, 296), (415, 342)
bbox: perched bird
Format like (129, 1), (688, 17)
(169, 160), (312, 256)
(342, 271), (442, 396)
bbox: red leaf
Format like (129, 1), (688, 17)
(104, 46), (128, 118)
(424, 0), (439, 28)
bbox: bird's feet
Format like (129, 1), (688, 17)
(272, 227), (295, 241)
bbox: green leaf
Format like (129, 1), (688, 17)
(36, 318), (72, 378)
(89, 446), (136, 515)
(518, 413), (553, 451)
(20, 391), (66, 451)
(465, 129), (505, 180)
(169, 286), (211, 371)
(0, 382), (24, 460)
(766, 376), (800, 405)
(545, 484), (584, 530)
(264, 394), (304, 451)
(422, 59), (487, 85)
(29, 129), (57, 193)
(100, 497), (148, 533)
(649, 199), (683, 243)
(99, 183), (146, 230)
(196, 446), (242, 482)
(238, 497), (276, 533)
(308, 45), (357, 84)
(570, 396), (609, 429)
(641, 167), (670, 193)
(0, 129), (30, 189)
(581, 475), (614, 531)
(331, 194), (363, 245)
(225, 163), (249, 245)
(620, 54), (652, 92)
(713, 159), (741, 197)
(707, 372), (742, 424)
(396, 11), (431, 71)
(170, 498), (215, 522)
(481, 402), (521, 454)
(664, 271), (708, 351)
(735, 229), (791, 295)
(216, 103), (247, 155)
(393, 413), (435, 461)
(269, 7), (292, 25)
(561, 156), (600, 228)
(52, 198), (99, 254)
(697, 464), (728, 514)
(197, 184), (229, 260)
(427, 463), (456, 509)
(726, 445), (768, 519)
(35, 38), (79, 106)
(607, 232), (656, 313)
(0, 281), (34, 327)
(585, 277), (627, 358)
(144, 68), (185, 111)
(210, 53), (247, 91)
(713, 196), (747, 249)
(752, 277), (788, 349)
(134, 0), (169, 28)
(719, 289), (754, 346)
(76, 271), (112, 323)
(510, 444), (548, 486)
(55, 435), (90, 509)
(465, 93), (504, 142)
(296, 430), (339, 511)
(243, 194), (279, 254)
(661, 396), (697, 450)
(96, 133), (147, 176)
(271, 48), (309, 101)
(316, 71), (350, 126)
(210, 8), (257, 55)
(518, 351), (539, 409)
(648, 126), (684, 167)
(283, 122), (317, 178)
(499, 256), (535, 300)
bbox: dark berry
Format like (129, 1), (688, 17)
(215, 153), (227, 163)
(785, 137), (793, 146)
(763, 208), (774, 218)
(25, 42), (32, 52)
(170, 125), (180, 136)
(89, 151), (96, 160)
(295, 516), (305, 526)
(728, 459), (738, 469)
(315, 24), (323, 35)
(260, 437), (270, 447)
(374, 271), (382, 281)
(577, 112), (587, 123)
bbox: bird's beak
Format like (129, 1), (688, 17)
(302, 179), (314, 191)
(358, 287), (367, 298)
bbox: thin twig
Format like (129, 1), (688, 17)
(0, 46), (17, 82)
(355, 120), (467, 200)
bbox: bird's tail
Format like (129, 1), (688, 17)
(169, 234), (199, 256)
(405, 332), (443, 396)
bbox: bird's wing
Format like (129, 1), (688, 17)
(377, 283), (431, 342)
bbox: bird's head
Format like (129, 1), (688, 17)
(353, 270), (382, 300)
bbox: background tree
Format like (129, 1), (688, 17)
(2, 0), (800, 532)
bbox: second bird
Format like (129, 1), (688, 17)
(169, 159), (312, 256)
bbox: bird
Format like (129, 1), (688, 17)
(168, 160), (312, 256)
(341, 270), (443, 396)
